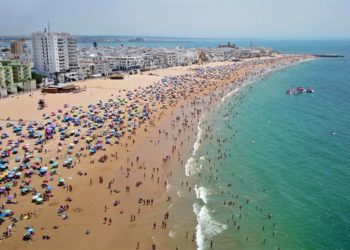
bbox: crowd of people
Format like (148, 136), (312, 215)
(0, 55), (308, 248)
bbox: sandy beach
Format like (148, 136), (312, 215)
(0, 55), (311, 250)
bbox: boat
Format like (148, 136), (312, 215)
(286, 89), (294, 95)
(286, 86), (314, 95)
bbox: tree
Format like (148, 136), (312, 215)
(93, 41), (97, 48)
(31, 72), (43, 86)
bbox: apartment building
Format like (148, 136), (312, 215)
(0, 60), (36, 97)
(32, 31), (78, 77)
(10, 39), (25, 56)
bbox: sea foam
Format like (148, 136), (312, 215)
(195, 185), (210, 204)
(221, 87), (239, 102)
(193, 116), (204, 156)
(193, 203), (227, 250)
(184, 157), (201, 176)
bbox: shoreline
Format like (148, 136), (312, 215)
(0, 55), (312, 250)
(189, 58), (313, 250)
(166, 55), (314, 250)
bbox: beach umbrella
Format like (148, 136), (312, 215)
(5, 182), (13, 188)
(25, 170), (33, 175)
(64, 157), (73, 164)
(3, 210), (13, 217)
(7, 173), (15, 179)
(7, 194), (14, 200)
(50, 162), (59, 168)
(39, 167), (48, 173)
(23, 231), (31, 238)
(58, 178), (65, 185)
(32, 193), (41, 201)
(45, 128), (53, 134)
(0, 164), (7, 170)
(36, 197), (43, 203)
(25, 226), (35, 233)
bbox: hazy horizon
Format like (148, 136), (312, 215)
(1, 0), (350, 39)
(0, 34), (350, 42)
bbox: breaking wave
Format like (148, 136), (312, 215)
(193, 115), (204, 156)
(184, 157), (202, 176)
(193, 203), (227, 250)
(221, 87), (240, 102)
(195, 185), (210, 204)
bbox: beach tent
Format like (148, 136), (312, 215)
(50, 162), (59, 169)
(32, 193), (43, 203)
(21, 187), (31, 195)
(63, 157), (73, 167)
(58, 178), (65, 186)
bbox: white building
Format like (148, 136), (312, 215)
(32, 31), (78, 77)
(115, 56), (143, 71)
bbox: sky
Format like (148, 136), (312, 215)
(1, 0), (350, 39)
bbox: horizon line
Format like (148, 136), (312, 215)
(1, 34), (350, 41)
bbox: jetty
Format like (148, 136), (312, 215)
(313, 54), (344, 58)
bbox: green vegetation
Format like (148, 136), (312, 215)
(32, 72), (43, 85)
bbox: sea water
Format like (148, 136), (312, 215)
(190, 41), (350, 250)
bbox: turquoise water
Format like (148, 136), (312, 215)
(76, 39), (350, 53)
(191, 42), (350, 249)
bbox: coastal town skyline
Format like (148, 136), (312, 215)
(1, 0), (350, 39)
